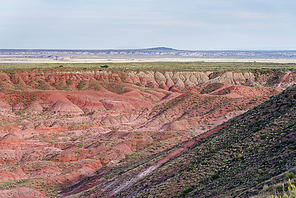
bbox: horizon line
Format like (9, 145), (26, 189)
(1, 48), (296, 52)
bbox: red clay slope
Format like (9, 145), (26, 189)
(0, 68), (291, 197)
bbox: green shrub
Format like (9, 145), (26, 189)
(276, 185), (282, 192)
(212, 173), (219, 180)
(181, 187), (193, 196)
(254, 127), (260, 132)
(269, 180), (296, 198)
(288, 140), (294, 145)
(263, 109), (270, 115)
(285, 172), (295, 180)
(258, 169), (264, 174)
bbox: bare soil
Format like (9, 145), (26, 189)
(0, 68), (292, 197)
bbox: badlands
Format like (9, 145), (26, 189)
(0, 66), (295, 197)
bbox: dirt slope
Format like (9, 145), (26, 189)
(60, 84), (296, 198)
(0, 68), (294, 197)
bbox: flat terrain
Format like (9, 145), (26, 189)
(1, 61), (296, 71)
(1, 48), (296, 64)
(1, 58), (296, 64)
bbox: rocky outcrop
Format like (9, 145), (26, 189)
(123, 70), (286, 89)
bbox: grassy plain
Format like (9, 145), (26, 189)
(0, 61), (296, 71)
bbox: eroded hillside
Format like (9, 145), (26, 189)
(60, 81), (296, 198)
(0, 67), (295, 197)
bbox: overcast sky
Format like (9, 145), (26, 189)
(0, 0), (295, 50)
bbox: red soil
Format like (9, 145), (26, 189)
(0, 187), (48, 198)
(0, 69), (289, 197)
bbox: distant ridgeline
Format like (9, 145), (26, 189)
(0, 48), (296, 58)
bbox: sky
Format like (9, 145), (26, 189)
(0, 0), (295, 50)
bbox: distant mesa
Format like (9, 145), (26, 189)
(144, 47), (177, 51)
(112, 47), (177, 51)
